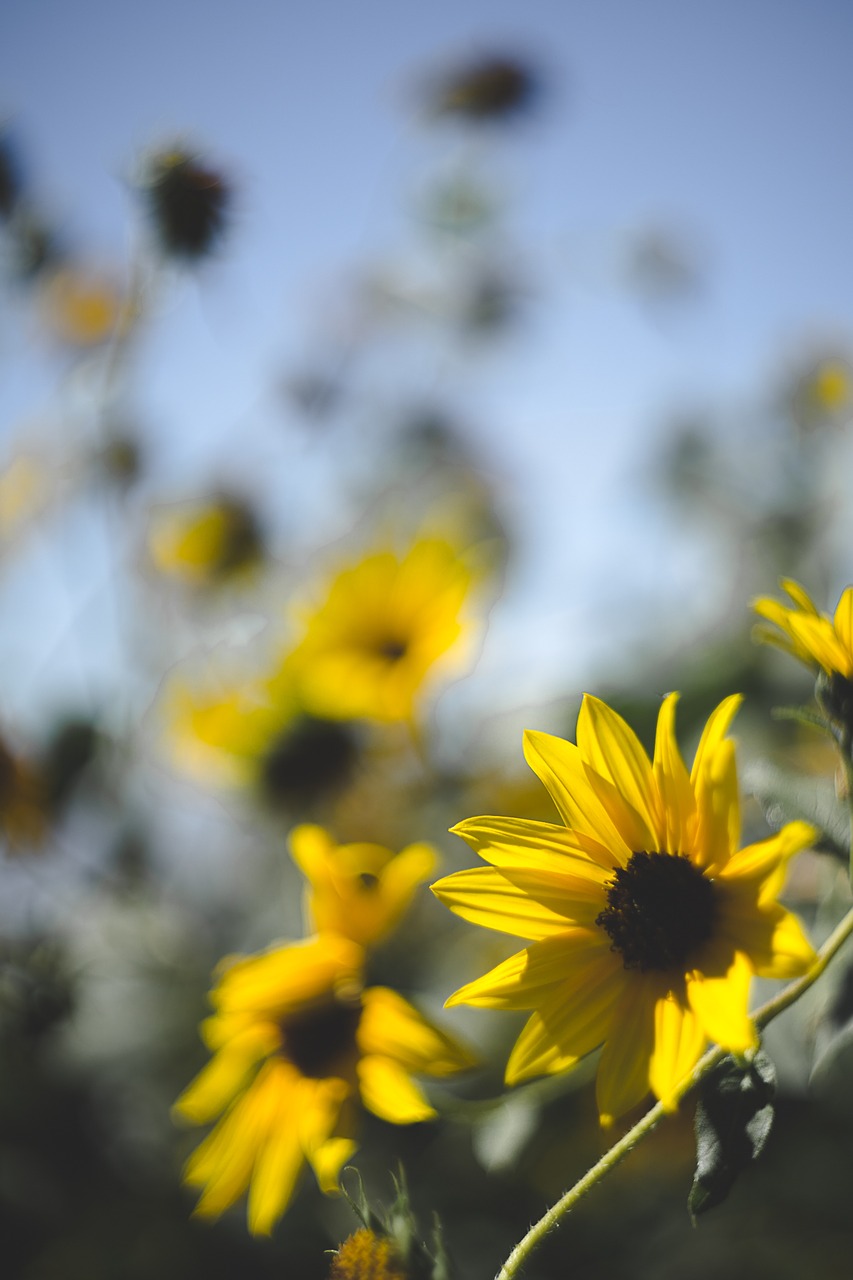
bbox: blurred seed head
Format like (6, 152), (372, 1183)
(427, 53), (540, 122)
(259, 715), (360, 811)
(0, 127), (22, 220)
(136, 145), (231, 261)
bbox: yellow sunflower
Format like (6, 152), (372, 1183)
(174, 934), (474, 1234)
(432, 694), (816, 1124)
(287, 537), (478, 724)
(163, 671), (358, 808)
(148, 494), (263, 587)
(289, 824), (437, 949)
(753, 579), (853, 679)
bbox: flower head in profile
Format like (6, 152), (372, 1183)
(753, 580), (853, 728)
(432, 694), (816, 1124)
(174, 934), (474, 1234)
(288, 537), (480, 724)
(289, 824), (437, 949)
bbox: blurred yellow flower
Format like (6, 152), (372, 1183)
(289, 537), (479, 723)
(39, 263), (125, 347)
(174, 933), (474, 1234)
(289, 824), (437, 948)
(165, 673), (358, 809)
(433, 694), (816, 1124)
(148, 495), (263, 587)
(753, 579), (853, 679)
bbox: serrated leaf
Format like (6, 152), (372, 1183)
(688, 1050), (776, 1220)
(743, 759), (847, 857)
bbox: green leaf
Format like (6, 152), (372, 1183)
(688, 1050), (776, 1221)
(743, 759), (848, 857)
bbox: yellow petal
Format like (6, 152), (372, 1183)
(451, 815), (618, 878)
(505, 953), (625, 1084)
(779, 579), (818, 612)
(595, 979), (659, 1124)
(431, 866), (592, 939)
(173, 1022), (280, 1124)
(187, 1060), (289, 1221)
(309, 1136), (358, 1194)
(686, 952), (757, 1054)
(522, 730), (631, 864)
(649, 990), (708, 1110)
(299, 1076), (352, 1189)
(834, 586), (853, 657)
(719, 821), (816, 901)
(716, 894), (816, 978)
(246, 1061), (305, 1235)
(358, 986), (476, 1074)
(690, 694), (742, 786)
(358, 1055), (436, 1123)
(212, 934), (365, 1020)
(288, 823), (336, 884)
(787, 612), (851, 675)
(576, 695), (662, 850)
(447, 928), (616, 1011)
(653, 693), (695, 854)
(692, 737), (739, 872)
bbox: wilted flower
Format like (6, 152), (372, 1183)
(137, 145), (231, 260)
(289, 824), (437, 948)
(433, 694), (816, 1123)
(174, 934), (474, 1234)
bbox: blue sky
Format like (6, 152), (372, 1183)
(2, 0), (852, 719)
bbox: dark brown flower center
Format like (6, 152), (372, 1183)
(376, 638), (408, 663)
(280, 997), (362, 1078)
(595, 851), (717, 972)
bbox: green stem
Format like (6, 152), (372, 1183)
(494, 903), (853, 1280)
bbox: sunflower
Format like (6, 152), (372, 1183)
(287, 538), (478, 724)
(163, 672), (358, 808)
(148, 494), (263, 587)
(753, 580), (853, 729)
(174, 934), (474, 1234)
(289, 823), (437, 949)
(432, 694), (816, 1124)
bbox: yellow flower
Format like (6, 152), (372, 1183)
(289, 824), (437, 948)
(148, 495), (263, 587)
(432, 694), (816, 1124)
(288, 538), (478, 723)
(164, 673), (358, 808)
(39, 263), (126, 346)
(174, 934), (475, 1234)
(753, 578), (853, 679)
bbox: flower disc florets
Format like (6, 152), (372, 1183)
(596, 851), (717, 972)
(280, 995), (362, 1078)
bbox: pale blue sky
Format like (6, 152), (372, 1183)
(2, 0), (852, 719)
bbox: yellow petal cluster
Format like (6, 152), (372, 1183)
(753, 578), (853, 678)
(289, 823), (437, 948)
(433, 693), (816, 1124)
